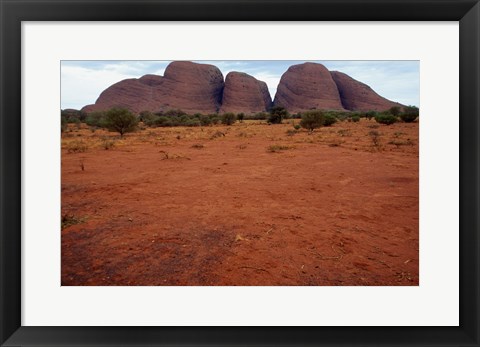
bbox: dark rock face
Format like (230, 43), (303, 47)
(331, 71), (403, 112)
(82, 61), (224, 114)
(273, 62), (344, 113)
(220, 72), (272, 114)
(157, 61), (224, 114)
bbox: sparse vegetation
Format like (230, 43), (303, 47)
(368, 130), (381, 148)
(267, 144), (294, 152)
(66, 140), (88, 153)
(103, 139), (115, 150)
(61, 214), (87, 230)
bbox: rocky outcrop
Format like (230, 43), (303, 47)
(81, 60), (406, 115)
(220, 72), (272, 114)
(82, 61), (224, 114)
(331, 71), (403, 112)
(156, 61), (224, 114)
(273, 62), (344, 113)
(81, 77), (162, 114)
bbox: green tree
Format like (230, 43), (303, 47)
(237, 113), (245, 122)
(300, 110), (325, 132)
(268, 106), (289, 124)
(103, 108), (139, 137)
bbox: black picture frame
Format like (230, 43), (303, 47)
(1, 0), (479, 346)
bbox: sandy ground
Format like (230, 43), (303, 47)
(61, 119), (418, 286)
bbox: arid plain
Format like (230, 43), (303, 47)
(61, 119), (418, 286)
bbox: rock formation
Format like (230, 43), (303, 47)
(82, 61), (224, 114)
(273, 62), (345, 113)
(331, 71), (402, 112)
(220, 72), (272, 114)
(81, 60), (405, 115)
(157, 61), (224, 114)
(81, 77), (162, 114)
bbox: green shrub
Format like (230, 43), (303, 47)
(184, 118), (201, 127)
(400, 106), (419, 123)
(365, 111), (377, 120)
(85, 111), (106, 127)
(293, 124), (301, 130)
(237, 113), (245, 122)
(389, 106), (401, 117)
(323, 114), (337, 126)
(199, 115), (213, 126)
(300, 110), (324, 132)
(163, 109), (187, 117)
(400, 113), (418, 123)
(250, 112), (268, 120)
(268, 106), (288, 124)
(375, 114), (398, 125)
(351, 115), (360, 122)
(221, 113), (236, 125)
(138, 111), (155, 123)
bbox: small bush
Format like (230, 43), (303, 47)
(211, 131), (226, 139)
(300, 110), (324, 132)
(237, 113), (245, 122)
(221, 113), (236, 125)
(103, 139), (115, 150)
(351, 115), (360, 123)
(85, 111), (106, 127)
(389, 106), (401, 117)
(286, 129), (298, 136)
(400, 114), (418, 123)
(293, 124), (301, 130)
(375, 114), (398, 125)
(138, 111), (156, 123)
(268, 106), (289, 124)
(323, 114), (337, 126)
(66, 140), (88, 153)
(365, 111), (378, 120)
(400, 106), (419, 123)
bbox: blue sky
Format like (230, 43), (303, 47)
(61, 60), (419, 110)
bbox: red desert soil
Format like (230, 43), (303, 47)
(61, 119), (418, 286)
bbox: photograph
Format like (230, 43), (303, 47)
(60, 60), (419, 286)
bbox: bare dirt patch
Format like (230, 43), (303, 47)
(62, 119), (418, 285)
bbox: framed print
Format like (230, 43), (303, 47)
(1, 0), (479, 346)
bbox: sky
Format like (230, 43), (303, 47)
(61, 60), (419, 110)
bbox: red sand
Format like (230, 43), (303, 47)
(61, 119), (418, 285)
